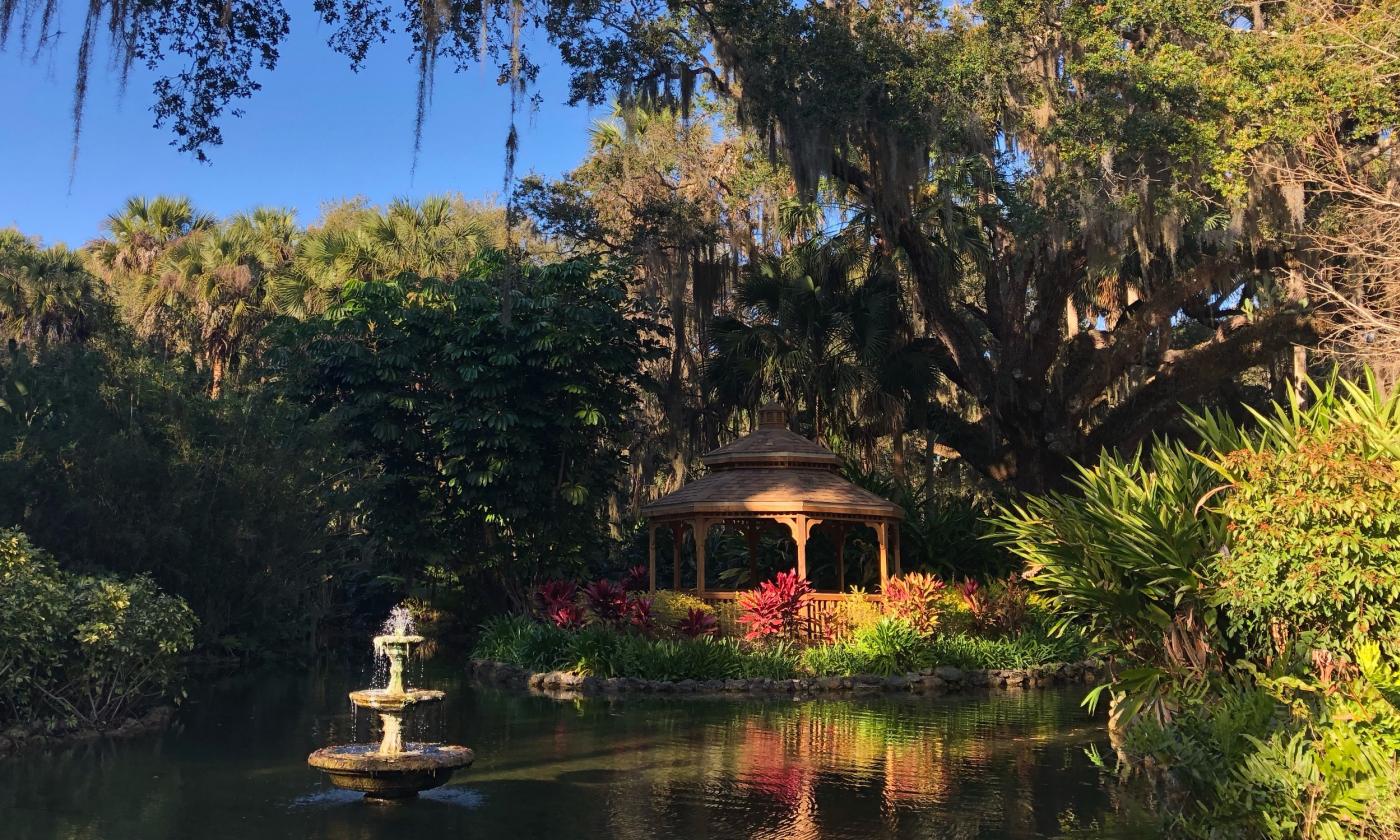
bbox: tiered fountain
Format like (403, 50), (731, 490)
(308, 607), (474, 800)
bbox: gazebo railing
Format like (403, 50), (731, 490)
(681, 591), (885, 641)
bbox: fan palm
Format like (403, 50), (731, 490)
(0, 231), (104, 344)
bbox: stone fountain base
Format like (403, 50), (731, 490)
(308, 743), (475, 800)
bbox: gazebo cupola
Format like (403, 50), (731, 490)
(641, 403), (904, 597)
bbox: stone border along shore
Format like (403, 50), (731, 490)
(0, 705), (175, 758)
(468, 659), (1103, 698)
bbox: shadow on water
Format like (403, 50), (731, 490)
(0, 657), (1158, 840)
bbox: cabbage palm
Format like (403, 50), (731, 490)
(159, 222), (273, 396)
(86, 196), (213, 347)
(0, 231), (104, 344)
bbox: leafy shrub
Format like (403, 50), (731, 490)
(734, 640), (799, 679)
(650, 590), (714, 628)
(737, 569), (812, 641)
(472, 614), (798, 680)
(819, 586), (883, 641)
(0, 529), (197, 728)
(851, 618), (929, 675)
(802, 618), (930, 676)
(884, 572), (945, 636)
(472, 615), (572, 672)
(1193, 378), (1400, 660)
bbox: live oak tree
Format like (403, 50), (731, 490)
(8, 0), (1398, 489)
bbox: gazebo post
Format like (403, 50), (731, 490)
(693, 518), (709, 594)
(670, 522), (684, 590)
(876, 521), (890, 593)
(647, 524), (657, 592)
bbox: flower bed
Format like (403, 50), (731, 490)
(469, 568), (1092, 696)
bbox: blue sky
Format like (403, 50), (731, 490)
(0, 2), (599, 247)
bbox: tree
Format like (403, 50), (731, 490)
(520, 106), (793, 504)
(10, 0), (1398, 488)
(0, 231), (107, 345)
(268, 253), (661, 607)
(86, 195), (214, 353)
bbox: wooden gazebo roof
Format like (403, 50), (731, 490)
(641, 404), (904, 522)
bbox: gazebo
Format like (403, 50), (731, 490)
(641, 404), (904, 607)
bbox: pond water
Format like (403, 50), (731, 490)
(0, 661), (1158, 840)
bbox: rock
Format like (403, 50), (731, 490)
(968, 671), (990, 687)
(577, 677), (601, 693)
(1005, 671), (1027, 687)
(723, 679), (747, 692)
(917, 675), (946, 691)
(884, 675), (909, 690)
(676, 679), (698, 693)
(528, 672), (548, 689)
(854, 673), (883, 686)
(933, 666), (964, 683)
(602, 678), (625, 692)
(817, 677), (844, 691)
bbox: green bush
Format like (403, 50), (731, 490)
(1194, 377), (1400, 660)
(0, 529), (197, 728)
(992, 440), (1226, 720)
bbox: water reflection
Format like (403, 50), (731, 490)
(0, 663), (1154, 840)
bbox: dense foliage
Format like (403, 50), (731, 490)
(996, 376), (1400, 838)
(270, 256), (657, 608)
(0, 338), (364, 657)
(0, 529), (196, 729)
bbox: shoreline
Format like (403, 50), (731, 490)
(468, 658), (1103, 699)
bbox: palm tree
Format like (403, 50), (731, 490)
(265, 196), (490, 318)
(1, 231), (104, 345)
(159, 218), (280, 396)
(86, 196), (214, 347)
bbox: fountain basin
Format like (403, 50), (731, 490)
(307, 743), (475, 800)
(349, 688), (444, 711)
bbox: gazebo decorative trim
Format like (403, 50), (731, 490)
(641, 404), (904, 599)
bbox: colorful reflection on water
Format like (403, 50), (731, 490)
(0, 662), (1156, 839)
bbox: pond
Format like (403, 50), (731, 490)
(0, 661), (1157, 839)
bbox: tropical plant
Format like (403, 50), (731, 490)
(883, 572), (946, 636)
(992, 441), (1226, 724)
(737, 569), (813, 641)
(677, 608), (719, 639)
(581, 580), (628, 626)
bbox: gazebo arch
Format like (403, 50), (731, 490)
(641, 404), (904, 602)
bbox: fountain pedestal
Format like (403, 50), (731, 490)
(308, 627), (474, 800)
